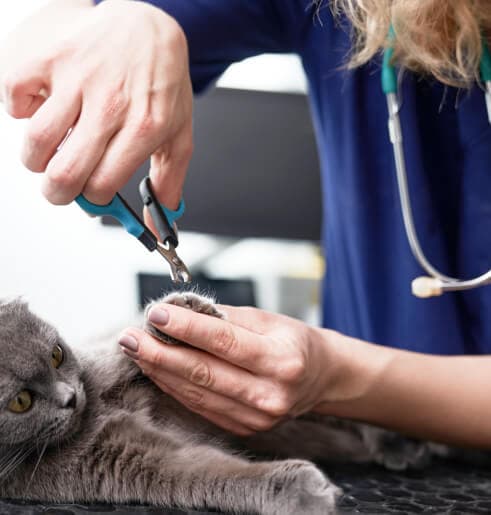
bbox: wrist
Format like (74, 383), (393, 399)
(311, 328), (394, 415)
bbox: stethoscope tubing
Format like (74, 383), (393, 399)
(384, 35), (491, 297)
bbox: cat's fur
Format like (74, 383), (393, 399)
(0, 293), (449, 514)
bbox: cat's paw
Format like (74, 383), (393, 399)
(362, 426), (432, 470)
(158, 291), (225, 319)
(143, 291), (225, 344)
(264, 460), (340, 515)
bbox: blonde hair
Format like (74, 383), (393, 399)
(329, 0), (491, 87)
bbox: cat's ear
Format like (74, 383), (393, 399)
(0, 297), (27, 311)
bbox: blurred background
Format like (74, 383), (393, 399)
(0, 1), (323, 348)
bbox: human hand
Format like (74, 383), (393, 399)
(0, 0), (192, 210)
(118, 303), (336, 436)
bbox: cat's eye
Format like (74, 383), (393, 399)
(51, 345), (64, 369)
(8, 390), (32, 413)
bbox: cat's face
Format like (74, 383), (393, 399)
(0, 300), (86, 448)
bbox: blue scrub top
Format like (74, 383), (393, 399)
(97, 0), (491, 355)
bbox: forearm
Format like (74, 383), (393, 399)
(316, 329), (491, 448)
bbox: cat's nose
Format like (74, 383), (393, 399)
(55, 382), (77, 409)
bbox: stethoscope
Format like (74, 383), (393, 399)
(383, 29), (491, 298)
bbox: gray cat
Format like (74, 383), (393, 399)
(0, 293), (446, 514)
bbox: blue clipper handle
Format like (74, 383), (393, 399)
(163, 199), (186, 227)
(75, 193), (158, 252)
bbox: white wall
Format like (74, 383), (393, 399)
(0, 2), (316, 348)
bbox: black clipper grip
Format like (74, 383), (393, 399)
(139, 176), (179, 248)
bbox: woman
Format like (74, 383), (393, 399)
(2, 0), (491, 447)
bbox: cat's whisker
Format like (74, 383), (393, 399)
(0, 445), (28, 471)
(0, 448), (20, 474)
(0, 444), (35, 480)
(27, 440), (49, 489)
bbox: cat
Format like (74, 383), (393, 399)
(0, 293), (448, 514)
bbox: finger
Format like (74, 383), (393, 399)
(143, 60), (193, 211)
(143, 125), (192, 238)
(2, 64), (48, 119)
(21, 89), (82, 173)
(216, 305), (275, 333)
(79, 124), (150, 205)
(153, 377), (255, 437)
(42, 102), (120, 205)
(124, 328), (276, 411)
(145, 303), (278, 374)
(144, 369), (280, 432)
(149, 123), (193, 209)
(11, 95), (46, 119)
(81, 92), (176, 206)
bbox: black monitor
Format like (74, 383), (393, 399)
(104, 87), (322, 241)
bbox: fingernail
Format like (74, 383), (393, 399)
(119, 334), (139, 353)
(148, 307), (169, 326)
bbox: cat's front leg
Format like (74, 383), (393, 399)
(78, 416), (340, 514)
(243, 415), (375, 464)
(245, 415), (442, 470)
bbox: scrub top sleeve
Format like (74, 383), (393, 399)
(93, 0), (302, 93)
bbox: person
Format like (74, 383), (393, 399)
(2, 0), (491, 447)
